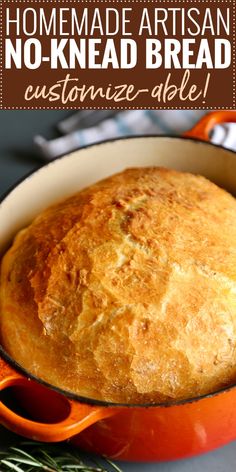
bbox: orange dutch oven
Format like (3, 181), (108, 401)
(1, 110), (236, 462)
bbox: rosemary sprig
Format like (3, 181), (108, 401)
(0, 442), (123, 472)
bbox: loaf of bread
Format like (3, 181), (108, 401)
(1, 167), (236, 404)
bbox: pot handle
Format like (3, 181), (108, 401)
(184, 111), (236, 142)
(0, 357), (116, 442)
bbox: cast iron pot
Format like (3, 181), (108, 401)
(1, 111), (236, 462)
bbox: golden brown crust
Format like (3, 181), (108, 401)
(2, 167), (236, 403)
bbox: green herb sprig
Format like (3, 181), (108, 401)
(0, 442), (123, 472)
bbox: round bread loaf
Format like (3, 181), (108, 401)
(1, 167), (236, 404)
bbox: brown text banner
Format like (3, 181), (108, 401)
(0, 0), (235, 109)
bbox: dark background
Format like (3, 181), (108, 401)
(0, 111), (71, 197)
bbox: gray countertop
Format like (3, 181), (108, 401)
(0, 111), (235, 470)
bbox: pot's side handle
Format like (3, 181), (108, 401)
(0, 357), (116, 442)
(184, 111), (236, 142)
